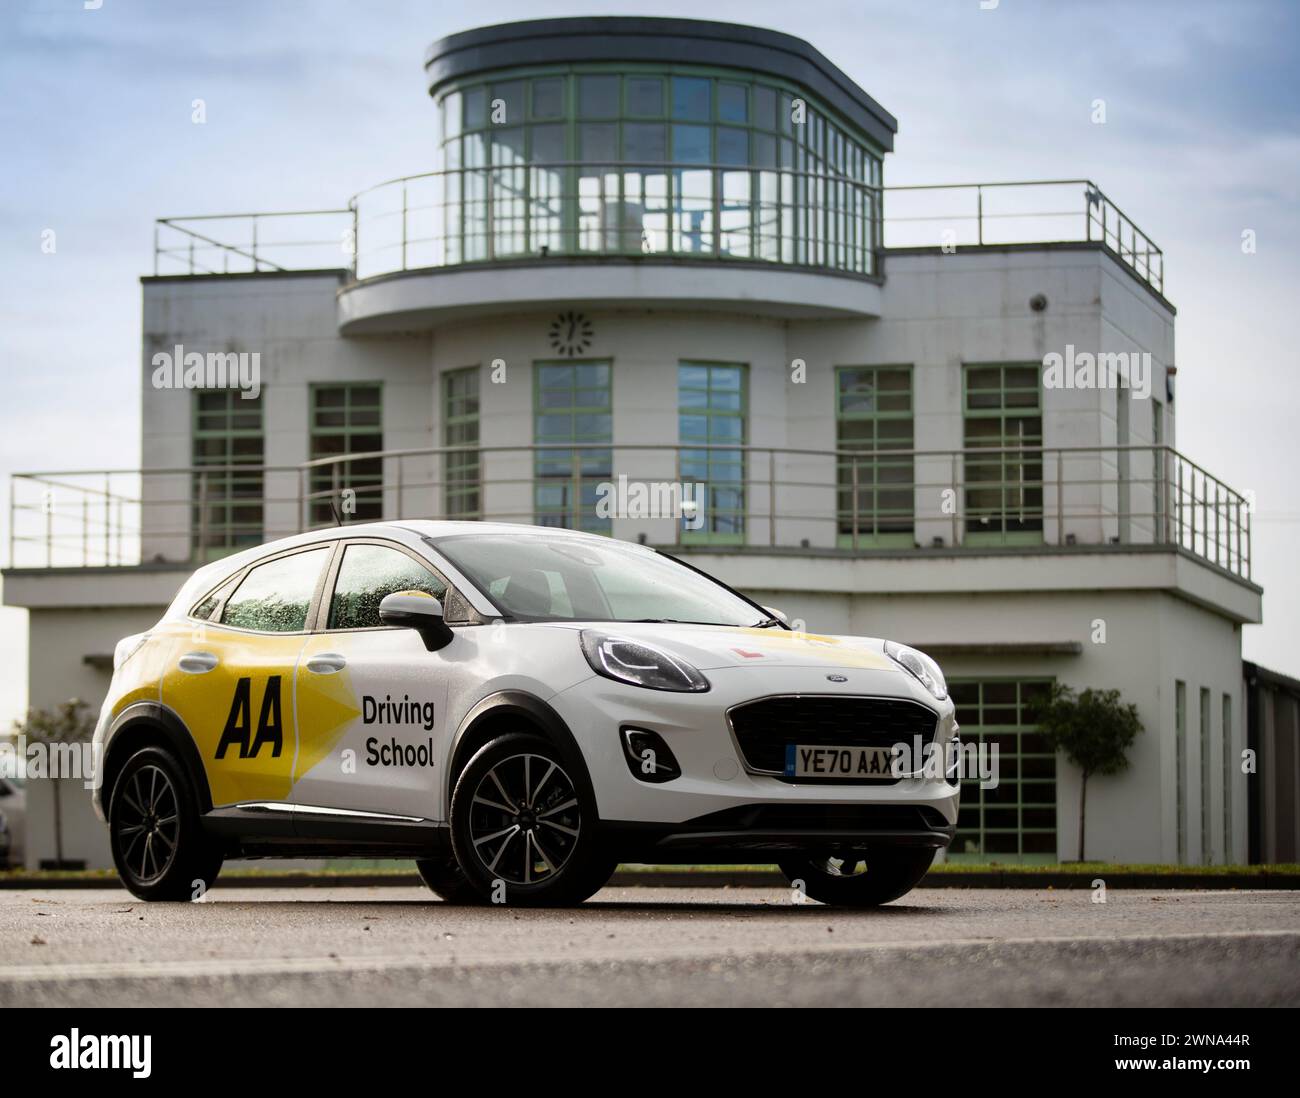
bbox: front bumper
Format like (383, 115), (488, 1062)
(603, 802), (955, 863)
(549, 662), (961, 844)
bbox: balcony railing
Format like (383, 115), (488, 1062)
(9, 443), (1249, 580)
(153, 176), (1163, 294)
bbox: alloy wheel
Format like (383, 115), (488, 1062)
(115, 764), (180, 883)
(466, 753), (581, 885)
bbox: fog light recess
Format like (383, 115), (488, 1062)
(620, 728), (681, 784)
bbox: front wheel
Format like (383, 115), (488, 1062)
(449, 732), (613, 906)
(778, 849), (936, 907)
(108, 744), (223, 901)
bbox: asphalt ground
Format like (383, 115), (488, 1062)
(2, 885), (1298, 1007)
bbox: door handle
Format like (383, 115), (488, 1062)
(178, 651), (218, 674)
(305, 653), (347, 675)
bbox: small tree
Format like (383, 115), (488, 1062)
(1033, 684), (1141, 862)
(14, 700), (96, 868)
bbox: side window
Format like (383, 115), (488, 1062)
(191, 575), (239, 621)
(328, 544), (448, 630)
(221, 547), (331, 633)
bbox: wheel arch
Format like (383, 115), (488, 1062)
(99, 703), (213, 818)
(445, 691), (592, 813)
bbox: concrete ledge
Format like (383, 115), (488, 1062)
(337, 258), (883, 333)
(1, 564), (190, 610)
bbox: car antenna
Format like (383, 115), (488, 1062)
(328, 498), (344, 527)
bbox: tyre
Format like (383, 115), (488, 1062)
(415, 854), (485, 905)
(448, 732), (613, 907)
(778, 848), (936, 907)
(108, 744), (222, 902)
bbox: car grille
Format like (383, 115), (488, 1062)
(728, 695), (940, 779)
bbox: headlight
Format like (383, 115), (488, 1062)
(884, 640), (948, 701)
(580, 631), (710, 693)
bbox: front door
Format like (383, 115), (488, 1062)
(291, 540), (453, 819)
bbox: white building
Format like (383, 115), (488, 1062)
(4, 17), (1262, 868)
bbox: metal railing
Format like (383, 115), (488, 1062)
(153, 176), (1163, 294)
(9, 443), (1249, 579)
(882, 180), (1163, 293)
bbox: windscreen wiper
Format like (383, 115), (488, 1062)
(624, 618), (734, 626)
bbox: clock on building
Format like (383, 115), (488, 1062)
(548, 311), (593, 357)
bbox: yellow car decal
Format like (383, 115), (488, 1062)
(727, 628), (894, 670)
(160, 625), (307, 806)
(294, 635), (363, 783)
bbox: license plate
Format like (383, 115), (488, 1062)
(784, 743), (897, 779)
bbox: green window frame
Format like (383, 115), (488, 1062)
(533, 361), (612, 533)
(678, 362), (746, 544)
(835, 366), (914, 548)
(309, 384), (383, 526)
(949, 678), (1057, 864)
(1175, 680), (1187, 863)
(962, 364), (1044, 546)
(443, 367), (481, 519)
(192, 390), (264, 560)
(434, 64), (883, 275)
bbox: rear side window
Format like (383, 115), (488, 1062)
(191, 575), (239, 621)
(221, 547), (331, 632)
(328, 544), (448, 629)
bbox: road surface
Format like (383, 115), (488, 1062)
(2, 885), (1298, 1006)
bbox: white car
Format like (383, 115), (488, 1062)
(93, 521), (959, 906)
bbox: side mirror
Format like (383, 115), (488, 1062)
(379, 592), (454, 652)
(761, 605), (789, 625)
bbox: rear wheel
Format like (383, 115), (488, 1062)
(778, 849), (935, 907)
(108, 744), (222, 901)
(415, 855), (485, 905)
(449, 733), (613, 906)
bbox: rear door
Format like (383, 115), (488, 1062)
(291, 539), (456, 819)
(162, 544), (333, 808)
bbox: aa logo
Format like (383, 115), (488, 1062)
(215, 676), (284, 760)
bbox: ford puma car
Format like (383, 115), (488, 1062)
(93, 521), (958, 906)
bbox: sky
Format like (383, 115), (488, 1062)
(1, 0), (1297, 723)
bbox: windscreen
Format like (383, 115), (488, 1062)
(431, 533), (764, 626)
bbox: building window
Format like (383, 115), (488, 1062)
(309, 385), (383, 526)
(679, 362), (746, 542)
(950, 679), (1056, 863)
(431, 67), (883, 276)
(963, 364), (1043, 545)
(1222, 692), (1233, 861)
(836, 366), (913, 547)
(443, 368), (481, 518)
(534, 362), (611, 532)
(192, 390), (264, 559)
(1200, 686), (1212, 864)
(1175, 679), (1187, 863)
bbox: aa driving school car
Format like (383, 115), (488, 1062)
(93, 521), (959, 906)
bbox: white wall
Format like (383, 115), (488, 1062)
(141, 272), (432, 555)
